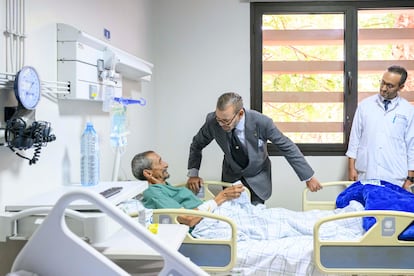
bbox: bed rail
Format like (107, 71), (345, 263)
(11, 189), (208, 276)
(314, 210), (414, 275)
(152, 208), (237, 273)
(302, 181), (353, 211)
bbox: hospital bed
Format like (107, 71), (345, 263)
(8, 189), (208, 276)
(151, 180), (414, 275)
(152, 181), (243, 273)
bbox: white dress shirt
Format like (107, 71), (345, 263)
(233, 113), (246, 146)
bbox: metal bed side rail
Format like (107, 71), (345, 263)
(0, 207), (88, 242)
(302, 181), (354, 211)
(0, 207), (120, 244)
(153, 208), (237, 273)
(314, 210), (414, 275)
(11, 189), (208, 276)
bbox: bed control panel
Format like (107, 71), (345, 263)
(100, 187), (123, 198)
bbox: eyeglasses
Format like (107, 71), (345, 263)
(216, 110), (240, 126)
(379, 80), (399, 90)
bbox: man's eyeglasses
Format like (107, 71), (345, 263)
(216, 110), (240, 126)
(380, 80), (399, 90)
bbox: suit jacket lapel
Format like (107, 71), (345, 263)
(215, 123), (232, 153)
(244, 111), (259, 154)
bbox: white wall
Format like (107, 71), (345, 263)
(0, 0), (348, 212)
(151, 0), (252, 184)
(0, 0), (156, 211)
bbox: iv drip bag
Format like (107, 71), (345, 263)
(110, 101), (129, 149)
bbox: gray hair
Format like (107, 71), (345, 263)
(131, 151), (154, 180)
(216, 92), (243, 112)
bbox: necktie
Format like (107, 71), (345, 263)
(230, 129), (248, 168)
(383, 99), (391, 111)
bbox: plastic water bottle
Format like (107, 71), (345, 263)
(139, 208), (153, 228)
(80, 122), (100, 186)
(134, 200), (153, 227)
(134, 199), (145, 223)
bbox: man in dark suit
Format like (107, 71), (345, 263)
(187, 92), (322, 205)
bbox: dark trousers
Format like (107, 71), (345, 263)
(240, 178), (265, 205)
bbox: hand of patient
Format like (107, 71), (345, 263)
(214, 184), (245, 205)
(180, 184), (246, 227)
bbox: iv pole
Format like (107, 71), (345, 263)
(112, 145), (122, 182)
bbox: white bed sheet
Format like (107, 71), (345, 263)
(191, 199), (365, 275)
(235, 236), (320, 276)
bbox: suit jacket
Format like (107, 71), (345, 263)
(188, 109), (314, 200)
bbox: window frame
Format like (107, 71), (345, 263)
(250, 1), (414, 156)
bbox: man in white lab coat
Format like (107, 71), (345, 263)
(346, 65), (414, 191)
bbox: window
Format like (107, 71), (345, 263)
(251, 1), (414, 156)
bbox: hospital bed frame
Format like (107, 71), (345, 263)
(315, 210), (414, 275)
(10, 189), (208, 276)
(302, 180), (353, 211)
(153, 180), (243, 273)
(152, 180), (414, 275)
(304, 181), (414, 274)
(153, 208), (237, 273)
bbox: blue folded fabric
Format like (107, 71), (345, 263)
(336, 179), (414, 240)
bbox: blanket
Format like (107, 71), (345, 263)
(191, 197), (364, 241)
(336, 179), (414, 240)
(190, 196), (364, 276)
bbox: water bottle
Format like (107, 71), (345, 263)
(134, 200), (153, 227)
(139, 208), (153, 228)
(80, 122), (100, 186)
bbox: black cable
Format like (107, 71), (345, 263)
(8, 146), (33, 163)
(29, 123), (43, 165)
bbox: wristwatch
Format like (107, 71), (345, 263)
(406, 176), (414, 183)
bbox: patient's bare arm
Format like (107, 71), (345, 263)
(177, 184), (245, 227)
(214, 184), (245, 205)
(177, 214), (203, 227)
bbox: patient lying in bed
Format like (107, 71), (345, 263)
(126, 150), (365, 242)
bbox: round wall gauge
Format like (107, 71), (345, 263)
(14, 66), (41, 110)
